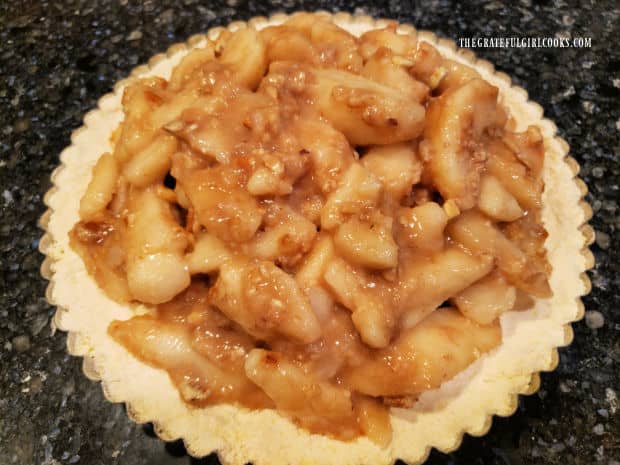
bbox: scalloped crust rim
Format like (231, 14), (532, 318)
(39, 11), (594, 465)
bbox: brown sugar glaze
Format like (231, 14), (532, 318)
(70, 13), (550, 445)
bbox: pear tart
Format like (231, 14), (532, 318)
(40, 12), (593, 465)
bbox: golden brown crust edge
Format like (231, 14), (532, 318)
(39, 11), (595, 465)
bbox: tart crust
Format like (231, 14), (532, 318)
(39, 12), (594, 465)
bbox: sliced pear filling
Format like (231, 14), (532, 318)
(72, 13), (551, 444)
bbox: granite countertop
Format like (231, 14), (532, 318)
(1, 0), (618, 464)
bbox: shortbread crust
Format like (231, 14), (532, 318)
(39, 12), (594, 465)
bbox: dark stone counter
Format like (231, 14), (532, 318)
(0, 1), (618, 464)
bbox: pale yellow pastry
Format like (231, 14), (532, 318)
(40, 11), (594, 465)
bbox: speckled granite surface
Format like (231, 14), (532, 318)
(0, 1), (618, 464)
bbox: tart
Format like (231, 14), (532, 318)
(40, 12), (594, 465)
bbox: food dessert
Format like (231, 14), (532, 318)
(40, 12), (594, 465)
(68, 11), (551, 442)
